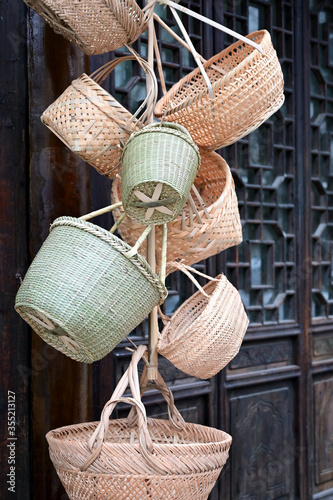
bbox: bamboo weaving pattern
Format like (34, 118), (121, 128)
(158, 274), (249, 379)
(121, 123), (200, 225)
(24, 0), (156, 55)
(15, 217), (167, 363)
(111, 149), (242, 272)
(41, 54), (157, 179)
(46, 346), (232, 499)
(155, 30), (285, 150)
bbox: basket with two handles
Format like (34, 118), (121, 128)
(46, 345), (232, 500)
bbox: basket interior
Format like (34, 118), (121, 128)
(160, 280), (218, 348)
(157, 31), (267, 112)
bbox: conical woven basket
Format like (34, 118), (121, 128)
(111, 149), (242, 272)
(46, 346), (232, 500)
(154, 30), (284, 150)
(158, 271), (249, 379)
(24, 0), (156, 55)
(15, 217), (167, 363)
(41, 53), (157, 179)
(121, 123), (200, 225)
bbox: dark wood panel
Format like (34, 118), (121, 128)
(314, 376), (333, 488)
(0, 1), (31, 497)
(229, 383), (297, 500)
(228, 338), (295, 372)
(313, 330), (333, 363)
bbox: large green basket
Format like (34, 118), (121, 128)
(15, 217), (167, 363)
(121, 122), (200, 225)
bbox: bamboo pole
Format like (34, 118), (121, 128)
(146, 13), (159, 381)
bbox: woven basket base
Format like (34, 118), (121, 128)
(125, 181), (183, 225)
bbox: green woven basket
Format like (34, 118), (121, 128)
(15, 217), (167, 363)
(121, 122), (200, 225)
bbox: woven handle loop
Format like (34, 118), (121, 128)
(89, 48), (157, 124)
(81, 345), (185, 474)
(127, 363), (185, 431)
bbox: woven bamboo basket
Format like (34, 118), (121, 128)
(157, 267), (249, 379)
(121, 123), (200, 225)
(154, 30), (284, 150)
(46, 345), (232, 499)
(41, 52), (157, 179)
(15, 217), (167, 364)
(111, 149), (242, 272)
(24, 0), (156, 55)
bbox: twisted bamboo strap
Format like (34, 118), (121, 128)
(82, 345), (186, 475)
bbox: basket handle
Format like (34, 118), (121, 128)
(89, 47), (158, 124)
(78, 204), (155, 259)
(159, 0), (265, 54)
(81, 345), (184, 475)
(158, 263), (221, 324)
(127, 363), (185, 430)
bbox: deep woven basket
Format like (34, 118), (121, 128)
(112, 149), (242, 271)
(46, 346), (232, 500)
(158, 274), (249, 379)
(41, 54), (157, 179)
(154, 30), (284, 150)
(15, 218), (167, 363)
(24, 0), (156, 55)
(121, 123), (200, 225)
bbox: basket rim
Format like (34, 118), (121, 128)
(46, 417), (232, 450)
(49, 216), (167, 303)
(154, 29), (273, 117)
(70, 73), (139, 131)
(121, 122), (200, 162)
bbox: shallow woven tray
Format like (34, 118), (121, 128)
(24, 0), (156, 55)
(154, 30), (284, 150)
(112, 149), (242, 272)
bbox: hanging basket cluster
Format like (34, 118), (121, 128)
(16, 0), (285, 498)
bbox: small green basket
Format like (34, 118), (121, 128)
(15, 216), (167, 363)
(121, 122), (200, 225)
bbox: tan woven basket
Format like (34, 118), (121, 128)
(46, 346), (232, 500)
(111, 149), (242, 272)
(157, 266), (249, 379)
(24, 0), (156, 55)
(41, 52), (157, 179)
(154, 30), (284, 150)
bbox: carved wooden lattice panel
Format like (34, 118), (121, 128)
(220, 0), (296, 327)
(309, 1), (333, 322)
